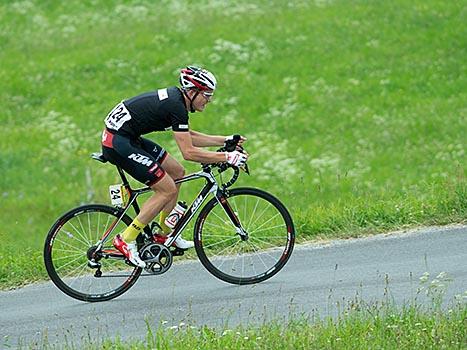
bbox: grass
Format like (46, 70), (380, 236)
(0, 0), (466, 289)
(13, 276), (467, 349)
(98, 306), (467, 350)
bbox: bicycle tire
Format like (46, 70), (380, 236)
(44, 204), (142, 302)
(194, 187), (295, 285)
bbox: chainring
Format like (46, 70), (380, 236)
(139, 243), (173, 275)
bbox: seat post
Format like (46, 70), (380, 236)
(116, 166), (130, 187)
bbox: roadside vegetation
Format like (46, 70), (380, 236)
(0, 0), (465, 289)
(28, 305), (464, 350)
(17, 272), (467, 349)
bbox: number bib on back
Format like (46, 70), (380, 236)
(105, 102), (132, 131)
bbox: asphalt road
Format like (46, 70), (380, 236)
(1, 225), (466, 347)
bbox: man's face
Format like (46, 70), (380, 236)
(189, 89), (214, 112)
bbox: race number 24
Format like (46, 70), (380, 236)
(105, 102), (132, 131)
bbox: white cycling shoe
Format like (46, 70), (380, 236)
(173, 236), (195, 249)
(153, 233), (194, 250)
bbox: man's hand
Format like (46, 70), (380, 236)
(224, 134), (247, 151)
(225, 150), (248, 167)
(225, 134), (247, 143)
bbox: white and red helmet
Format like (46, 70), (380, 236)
(180, 66), (217, 91)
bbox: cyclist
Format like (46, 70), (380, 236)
(101, 66), (248, 267)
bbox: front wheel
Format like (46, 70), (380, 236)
(194, 188), (295, 285)
(44, 204), (142, 302)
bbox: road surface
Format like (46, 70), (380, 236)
(1, 225), (466, 347)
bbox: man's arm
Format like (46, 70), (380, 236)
(173, 132), (226, 163)
(189, 130), (225, 147)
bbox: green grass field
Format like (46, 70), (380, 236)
(0, 0), (465, 288)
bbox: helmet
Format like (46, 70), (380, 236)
(180, 66), (217, 91)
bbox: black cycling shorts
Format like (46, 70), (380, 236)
(101, 129), (167, 186)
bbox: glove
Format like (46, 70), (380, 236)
(225, 150), (248, 167)
(224, 134), (241, 143)
(224, 134), (247, 151)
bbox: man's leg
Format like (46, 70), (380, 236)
(157, 154), (186, 234)
(136, 173), (178, 225)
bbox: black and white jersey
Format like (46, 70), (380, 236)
(104, 86), (189, 138)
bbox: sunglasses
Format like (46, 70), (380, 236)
(200, 91), (214, 101)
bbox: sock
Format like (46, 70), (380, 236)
(158, 210), (172, 235)
(122, 217), (146, 242)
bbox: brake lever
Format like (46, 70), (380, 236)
(242, 165), (250, 175)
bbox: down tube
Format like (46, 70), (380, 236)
(167, 182), (215, 244)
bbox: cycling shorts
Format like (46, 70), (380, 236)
(101, 129), (167, 186)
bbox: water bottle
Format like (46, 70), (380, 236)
(164, 201), (188, 229)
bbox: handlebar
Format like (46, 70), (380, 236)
(201, 134), (249, 189)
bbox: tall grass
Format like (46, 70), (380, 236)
(0, 0), (465, 288)
(14, 272), (467, 349)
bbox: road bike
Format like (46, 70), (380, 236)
(44, 141), (295, 302)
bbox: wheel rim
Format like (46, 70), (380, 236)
(46, 207), (139, 299)
(197, 191), (293, 282)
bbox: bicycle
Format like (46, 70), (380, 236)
(43, 139), (295, 302)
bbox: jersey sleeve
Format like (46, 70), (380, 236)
(170, 104), (190, 132)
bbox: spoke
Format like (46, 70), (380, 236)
(96, 211), (101, 243)
(249, 224), (286, 235)
(60, 260), (88, 280)
(249, 240), (280, 264)
(242, 246), (245, 277)
(229, 241), (243, 274)
(87, 212), (92, 244)
(100, 215), (113, 243)
(247, 204), (271, 231)
(216, 240), (241, 271)
(202, 236), (237, 249)
(77, 216), (93, 245)
(246, 241), (270, 270)
(248, 246), (257, 277)
(210, 208), (229, 222)
(54, 238), (83, 253)
(55, 254), (86, 271)
(52, 252), (84, 261)
(53, 248), (85, 255)
(208, 239), (240, 259)
(246, 197), (261, 231)
(202, 234), (238, 238)
(67, 264), (91, 289)
(203, 221), (232, 231)
(243, 194), (247, 226)
(78, 263), (91, 291)
(250, 236), (285, 249)
(66, 222), (92, 247)
(248, 213), (281, 234)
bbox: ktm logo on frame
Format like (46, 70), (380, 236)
(128, 153), (153, 166)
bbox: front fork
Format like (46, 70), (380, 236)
(216, 190), (249, 241)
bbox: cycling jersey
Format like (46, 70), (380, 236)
(102, 86), (189, 186)
(104, 86), (189, 138)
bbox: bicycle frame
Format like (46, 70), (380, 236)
(96, 165), (247, 253)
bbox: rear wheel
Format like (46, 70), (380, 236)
(194, 188), (295, 285)
(44, 204), (142, 302)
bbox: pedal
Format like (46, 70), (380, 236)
(171, 247), (185, 256)
(88, 260), (101, 269)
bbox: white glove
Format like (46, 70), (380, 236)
(225, 151), (248, 167)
